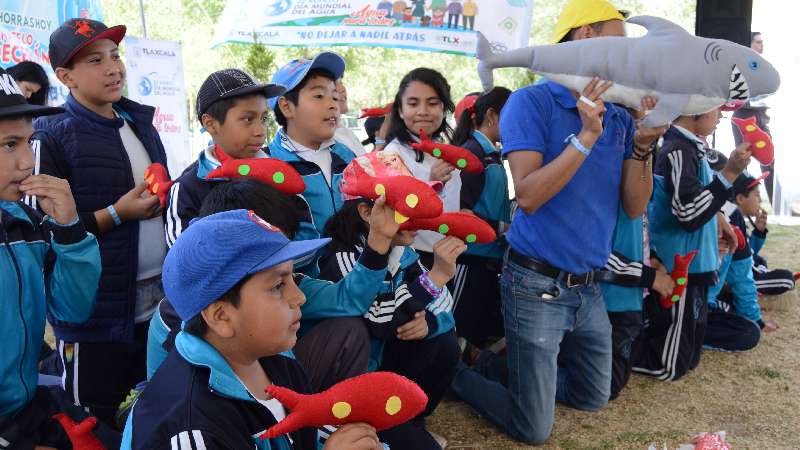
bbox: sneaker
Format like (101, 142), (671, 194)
(115, 383), (146, 429)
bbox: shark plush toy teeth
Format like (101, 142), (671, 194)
(476, 16), (780, 128)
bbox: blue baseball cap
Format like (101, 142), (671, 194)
(162, 209), (330, 321)
(268, 51), (346, 110)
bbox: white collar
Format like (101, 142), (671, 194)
(672, 124), (707, 156)
(282, 131), (336, 154)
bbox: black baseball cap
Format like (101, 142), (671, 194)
(0, 67), (62, 118)
(196, 69), (286, 121)
(733, 171), (769, 196)
(49, 18), (126, 71)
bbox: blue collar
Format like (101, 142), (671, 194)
(175, 331), (253, 401)
(472, 130), (498, 155)
(545, 80), (579, 110)
(0, 201), (33, 227)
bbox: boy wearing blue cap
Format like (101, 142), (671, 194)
(0, 67), (106, 448)
(267, 52), (358, 276)
(165, 68), (285, 248)
(123, 209), (381, 450)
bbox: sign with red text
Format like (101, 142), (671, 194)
(0, 0), (104, 104)
(125, 37), (191, 175)
(212, 0), (534, 56)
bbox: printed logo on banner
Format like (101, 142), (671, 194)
(138, 76), (153, 96)
(265, 0), (292, 16)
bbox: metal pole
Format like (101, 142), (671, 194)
(138, 0), (148, 38)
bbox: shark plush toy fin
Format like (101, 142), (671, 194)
(476, 15), (780, 128)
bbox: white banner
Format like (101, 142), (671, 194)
(124, 37), (191, 176)
(212, 0), (534, 56)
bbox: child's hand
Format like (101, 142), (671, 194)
(755, 208), (768, 232)
(717, 213), (737, 253)
(429, 236), (467, 287)
(115, 182), (161, 222)
(651, 270), (677, 298)
(722, 142), (752, 182)
(430, 158), (455, 183)
(367, 196), (400, 254)
(398, 311), (429, 340)
(323, 423), (381, 450)
(763, 319), (779, 333)
(19, 175), (78, 225)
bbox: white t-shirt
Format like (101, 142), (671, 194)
(383, 138), (462, 253)
(118, 115), (167, 321)
(284, 135), (335, 185)
(334, 123), (366, 156)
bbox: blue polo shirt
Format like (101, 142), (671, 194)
(500, 80), (635, 274)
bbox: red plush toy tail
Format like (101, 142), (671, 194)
(418, 128), (430, 143)
(52, 413), (106, 450)
(143, 163), (173, 209)
(259, 386), (307, 440)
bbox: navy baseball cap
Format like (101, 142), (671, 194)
(268, 52), (346, 110)
(196, 69), (286, 121)
(162, 209), (330, 321)
(49, 18), (126, 70)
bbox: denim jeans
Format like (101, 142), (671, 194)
(450, 258), (612, 444)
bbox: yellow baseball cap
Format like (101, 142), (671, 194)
(551, 0), (628, 44)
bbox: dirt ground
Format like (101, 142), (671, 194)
(429, 225), (800, 449)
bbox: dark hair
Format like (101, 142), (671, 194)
(198, 178), (301, 239)
(362, 116), (385, 146)
(323, 199), (372, 251)
(451, 87), (512, 146)
(751, 32), (761, 43)
(559, 21), (608, 43)
(202, 93), (267, 125)
(7, 61), (50, 105)
(388, 68), (454, 144)
(183, 274), (250, 337)
(274, 68), (337, 129)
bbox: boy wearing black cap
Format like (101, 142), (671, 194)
(164, 68), (285, 247)
(122, 209), (381, 450)
(0, 68), (108, 448)
(34, 18), (170, 425)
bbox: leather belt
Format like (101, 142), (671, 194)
(508, 248), (597, 288)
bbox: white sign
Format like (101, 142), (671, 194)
(213, 0), (534, 56)
(124, 36), (191, 176)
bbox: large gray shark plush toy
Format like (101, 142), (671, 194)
(476, 16), (780, 128)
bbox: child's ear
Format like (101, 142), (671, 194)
(201, 302), (235, 339)
(201, 114), (219, 136)
(357, 202), (372, 223)
(55, 67), (76, 89)
(278, 97), (295, 121)
(735, 193), (746, 206)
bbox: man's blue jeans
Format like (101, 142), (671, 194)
(450, 258), (612, 444)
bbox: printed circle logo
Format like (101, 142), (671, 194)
(265, 0), (291, 16)
(138, 76), (153, 96)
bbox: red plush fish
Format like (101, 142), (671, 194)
(206, 148), (306, 195)
(660, 250), (699, 309)
(52, 414), (106, 450)
(341, 160), (443, 223)
(260, 372), (428, 439)
(731, 116), (774, 165)
(359, 102), (392, 119)
(143, 163), (173, 209)
(400, 212), (496, 244)
(410, 129), (484, 174)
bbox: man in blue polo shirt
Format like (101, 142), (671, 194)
(450, 0), (666, 444)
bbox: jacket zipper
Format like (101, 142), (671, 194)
(2, 225), (30, 403)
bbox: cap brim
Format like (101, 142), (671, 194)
(747, 171), (770, 189)
(61, 24), (127, 68)
(220, 83), (287, 102)
(0, 103), (64, 118)
(247, 237), (331, 275)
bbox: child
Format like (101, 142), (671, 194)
(599, 204), (676, 399)
(0, 67), (106, 448)
(7, 61), (50, 105)
(123, 210), (381, 449)
(150, 178), (402, 396)
(319, 154), (463, 450)
(448, 88), (512, 349)
(383, 68), (459, 265)
(35, 18), (169, 424)
(734, 174), (797, 296)
(165, 68), (285, 247)
(633, 108), (751, 381)
(268, 52), (358, 276)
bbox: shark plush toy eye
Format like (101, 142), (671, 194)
(475, 16), (781, 128)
